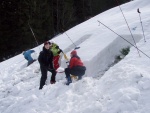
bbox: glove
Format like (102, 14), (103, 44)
(55, 46), (59, 49)
(59, 49), (63, 52)
(58, 49), (63, 54)
(47, 67), (54, 71)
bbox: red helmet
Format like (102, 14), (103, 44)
(71, 50), (77, 55)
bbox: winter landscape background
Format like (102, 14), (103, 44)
(1, 0), (150, 112)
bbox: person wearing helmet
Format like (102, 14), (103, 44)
(64, 50), (86, 85)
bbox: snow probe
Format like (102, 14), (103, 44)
(137, 8), (146, 42)
(115, 0), (141, 57)
(28, 21), (41, 51)
(97, 20), (150, 59)
(62, 29), (80, 50)
(28, 22), (39, 46)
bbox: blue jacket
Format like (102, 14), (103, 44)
(23, 50), (35, 62)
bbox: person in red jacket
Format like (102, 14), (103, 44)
(65, 50), (86, 85)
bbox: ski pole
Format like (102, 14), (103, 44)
(137, 8), (146, 42)
(62, 29), (80, 50)
(97, 20), (150, 59)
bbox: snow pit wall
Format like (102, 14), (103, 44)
(85, 34), (142, 78)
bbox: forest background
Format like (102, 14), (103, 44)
(0, 0), (130, 62)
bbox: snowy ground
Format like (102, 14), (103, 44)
(1, 0), (150, 112)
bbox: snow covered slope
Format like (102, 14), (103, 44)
(1, 0), (150, 112)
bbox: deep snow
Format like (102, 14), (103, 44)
(1, 0), (150, 113)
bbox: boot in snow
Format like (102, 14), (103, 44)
(66, 76), (72, 85)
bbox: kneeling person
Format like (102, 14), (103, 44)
(65, 50), (86, 85)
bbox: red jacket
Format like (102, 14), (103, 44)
(69, 56), (84, 68)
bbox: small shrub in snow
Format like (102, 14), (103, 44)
(120, 46), (130, 56)
(115, 47), (130, 63)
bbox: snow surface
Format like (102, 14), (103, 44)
(1, 0), (150, 112)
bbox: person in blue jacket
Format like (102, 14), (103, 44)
(23, 49), (36, 66)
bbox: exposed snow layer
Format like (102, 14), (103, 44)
(1, 0), (150, 113)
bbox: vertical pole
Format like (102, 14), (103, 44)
(115, 0), (141, 57)
(28, 22), (41, 51)
(137, 8), (146, 42)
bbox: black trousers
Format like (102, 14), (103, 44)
(65, 66), (86, 80)
(39, 66), (56, 89)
